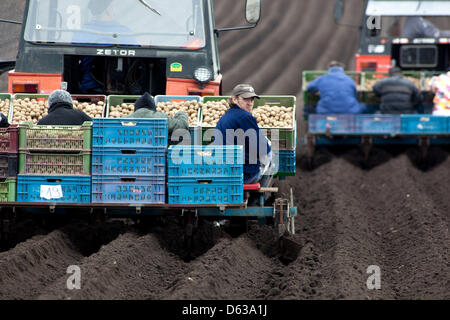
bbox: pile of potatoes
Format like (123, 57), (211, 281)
(73, 99), (104, 118)
(156, 100), (200, 126)
(0, 98), (10, 117)
(12, 98), (48, 124)
(200, 99), (294, 128)
(200, 100), (228, 126)
(108, 103), (135, 118)
(252, 105), (294, 128)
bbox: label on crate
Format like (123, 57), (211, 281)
(40, 185), (63, 200)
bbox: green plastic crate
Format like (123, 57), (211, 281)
(254, 96), (296, 150)
(106, 95), (142, 118)
(0, 93), (12, 122)
(201, 96), (297, 149)
(11, 93), (49, 124)
(0, 177), (16, 202)
(18, 151), (91, 175)
(18, 121), (92, 151)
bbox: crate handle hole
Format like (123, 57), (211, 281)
(197, 180), (212, 184)
(121, 149), (136, 154)
(46, 179), (62, 183)
(121, 121), (137, 126)
(121, 178), (136, 182)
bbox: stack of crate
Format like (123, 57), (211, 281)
(167, 145), (243, 204)
(0, 123), (18, 202)
(255, 96), (297, 177)
(16, 122), (92, 203)
(91, 118), (168, 203)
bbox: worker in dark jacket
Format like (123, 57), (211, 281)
(38, 90), (92, 125)
(307, 61), (366, 114)
(373, 67), (422, 114)
(122, 92), (189, 140)
(0, 113), (9, 127)
(214, 84), (272, 186)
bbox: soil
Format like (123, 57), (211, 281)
(0, 0), (448, 300)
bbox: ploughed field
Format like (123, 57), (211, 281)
(0, 0), (448, 299)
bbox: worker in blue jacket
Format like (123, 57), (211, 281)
(307, 61), (366, 114)
(214, 84), (272, 186)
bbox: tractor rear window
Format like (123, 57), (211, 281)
(23, 0), (206, 49)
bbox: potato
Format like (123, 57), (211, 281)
(108, 103), (135, 118)
(200, 100), (228, 126)
(252, 104), (294, 128)
(0, 98), (10, 117)
(12, 98), (48, 124)
(73, 99), (105, 118)
(156, 100), (199, 126)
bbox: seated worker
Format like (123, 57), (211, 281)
(373, 67), (422, 114)
(122, 92), (189, 141)
(74, 0), (138, 93)
(402, 17), (450, 38)
(214, 84), (273, 186)
(38, 90), (92, 125)
(307, 61), (367, 114)
(0, 113), (9, 127)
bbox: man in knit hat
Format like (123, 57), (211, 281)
(122, 92), (189, 139)
(38, 89), (92, 125)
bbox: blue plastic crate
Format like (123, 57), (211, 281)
(92, 175), (165, 203)
(168, 176), (243, 204)
(92, 146), (166, 176)
(401, 115), (448, 134)
(17, 175), (91, 203)
(355, 115), (401, 134)
(273, 149), (296, 174)
(92, 118), (168, 148)
(308, 114), (356, 134)
(168, 145), (243, 178)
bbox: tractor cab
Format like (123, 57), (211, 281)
(334, 0), (450, 73)
(9, 0), (261, 95)
(356, 0), (450, 72)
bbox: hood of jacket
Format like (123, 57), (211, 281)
(134, 92), (156, 111)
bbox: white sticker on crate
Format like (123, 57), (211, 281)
(40, 185), (63, 200)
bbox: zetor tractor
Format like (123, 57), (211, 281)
(334, 0), (450, 73)
(1, 0), (261, 96)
